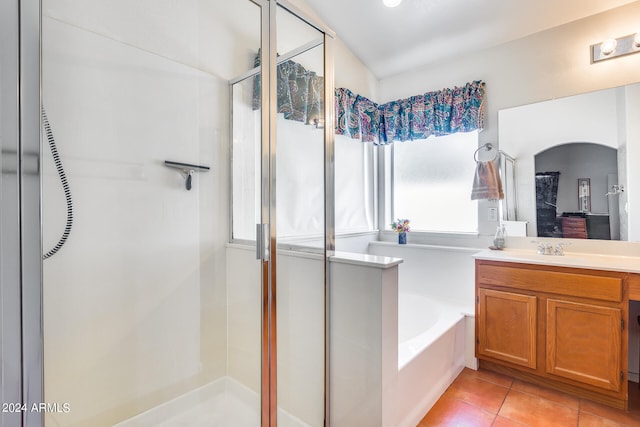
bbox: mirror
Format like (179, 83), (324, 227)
(499, 82), (640, 241)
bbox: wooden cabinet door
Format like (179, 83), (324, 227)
(546, 299), (621, 392)
(477, 288), (537, 368)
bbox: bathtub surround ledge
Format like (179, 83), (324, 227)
(365, 242), (481, 425)
(329, 254), (401, 427)
(329, 251), (468, 427)
(329, 251), (403, 268)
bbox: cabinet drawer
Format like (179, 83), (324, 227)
(477, 264), (622, 302)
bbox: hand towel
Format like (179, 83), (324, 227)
(471, 160), (504, 200)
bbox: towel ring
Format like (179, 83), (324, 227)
(473, 143), (499, 163)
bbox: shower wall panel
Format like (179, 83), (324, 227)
(41, 2), (232, 424)
(42, 0), (258, 81)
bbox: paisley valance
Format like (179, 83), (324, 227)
(335, 80), (485, 145)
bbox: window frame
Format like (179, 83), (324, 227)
(380, 132), (481, 237)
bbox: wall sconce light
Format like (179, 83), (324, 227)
(592, 32), (640, 62)
(600, 38), (617, 56)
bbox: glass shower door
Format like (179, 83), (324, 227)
(41, 0), (264, 425)
(230, 2), (334, 426)
(274, 4), (331, 426)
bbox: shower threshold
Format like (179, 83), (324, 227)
(113, 376), (309, 427)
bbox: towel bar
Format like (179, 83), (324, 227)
(473, 143), (499, 163)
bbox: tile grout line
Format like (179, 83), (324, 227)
(491, 379), (513, 426)
(438, 375), (507, 425)
(460, 372), (515, 426)
(576, 399), (581, 427)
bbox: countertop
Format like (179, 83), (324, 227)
(474, 248), (640, 274)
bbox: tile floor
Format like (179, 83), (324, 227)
(418, 368), (640, 427)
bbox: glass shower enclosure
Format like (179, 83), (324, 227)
(2, 0), (334, 425)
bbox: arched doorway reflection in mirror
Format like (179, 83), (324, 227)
(534, 142), (621, 240)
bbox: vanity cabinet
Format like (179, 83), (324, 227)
(475, 260), (629, 409)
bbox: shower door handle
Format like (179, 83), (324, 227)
(256, 223), (269, 261)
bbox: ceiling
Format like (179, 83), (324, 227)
(303, 0), (638, 79)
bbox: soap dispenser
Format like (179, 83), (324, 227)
(492, 223), (506, 249)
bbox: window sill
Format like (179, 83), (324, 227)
(378, 230), (492, 249)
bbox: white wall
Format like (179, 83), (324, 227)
(334, 38), (379, 101)
(378, 1), (640, 236)
(225, 246), (262, 397)
(367, 243), (477, 312)
(378, 1), (640, 127)
(286, 0), (379, 101)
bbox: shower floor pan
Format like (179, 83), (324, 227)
(113, 376), (308, 427)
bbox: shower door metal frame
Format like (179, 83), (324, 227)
(265, 2), (336, 425)
(265, 4), (336, 426)
(230, 1), (335, 425)
(0, 1), (25, 424)
(1, 0), (44, 426)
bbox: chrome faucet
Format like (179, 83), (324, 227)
(554, 242), (570, 256)
(532, 240), (570, 256)
(537, 242), (552, 255)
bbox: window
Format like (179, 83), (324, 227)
(390, 131), (478, 233)
(335, 135), (375, 233)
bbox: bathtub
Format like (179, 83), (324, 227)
(393, 292), (468, 426)
(398, 292), (466, 369)
(398, 293), (466, 369)
(329, 249), (475, 427)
